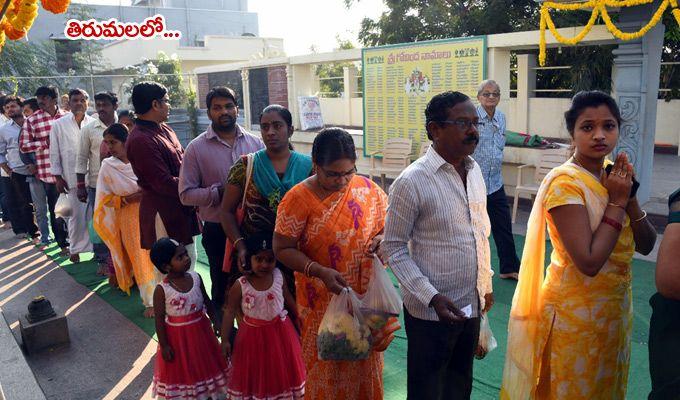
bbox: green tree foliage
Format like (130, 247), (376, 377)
(0, 4), (111, 97)
(124, 52), (189, 108)
(0, 40), (62, 96)
(661, 11), (680, 100)
(349, 1), (679, 98)
(352, 0), (543, 47)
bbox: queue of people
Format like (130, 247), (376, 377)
(1, 81), (676, 400)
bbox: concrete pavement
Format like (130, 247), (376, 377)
(0, 228), (155, 400)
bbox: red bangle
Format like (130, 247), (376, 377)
(601, 216), (622, 231)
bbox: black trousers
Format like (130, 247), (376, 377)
(0, 176), (11, 223)
(44, 182), (69, 249)
(404, 308), (480, 400)
(201, 221), (230, 313)
(7, 173), (39, 237)
(487, 187), (520, 274)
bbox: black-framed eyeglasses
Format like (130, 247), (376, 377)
(157, 98), (171, 105)
(319, 165), (357, 179)
(481, 92), (501, 98)
(435, 120), (485, 130)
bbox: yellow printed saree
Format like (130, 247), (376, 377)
(94, 157), (160, 307)
(501, 161), (635, 399)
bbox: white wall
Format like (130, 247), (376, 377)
(655, 100), (680, 148)
(501, 98), (678, 146)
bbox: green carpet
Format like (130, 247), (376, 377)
(40, 234), (655, 399)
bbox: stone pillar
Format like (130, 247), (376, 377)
(612, 3), (665, 203)
(487, 48), (512, 102)
(241, 69), (252, 131)
(516, 54), (536, 133)
(343, 66), (358, 126)
(197, 74), (210, 109)
(286, 65), (298, 129)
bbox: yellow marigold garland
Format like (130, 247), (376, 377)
(539, 0), (680, 66)
(40, 0), (69, 14)
(0, 0), (70, 53)
(8, 0), (39, 36)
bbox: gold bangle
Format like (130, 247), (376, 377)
(304, 261), (315, 277)
(233, 237), (244, 247)
(633, 210), (648, 223)
(608, 202), (625, 210)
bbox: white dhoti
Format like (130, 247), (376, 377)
(67, 193), (92, 254)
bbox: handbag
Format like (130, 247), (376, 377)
(222, 153), (254, 272)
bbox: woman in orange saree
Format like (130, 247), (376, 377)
(273, 128), (399, 399)
(500, 92), (657, 399)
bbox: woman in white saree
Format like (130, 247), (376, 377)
(94, 123), (160, 317)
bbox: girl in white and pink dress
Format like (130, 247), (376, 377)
(150, 238), (230, 400)
(221, 233), (305, 400)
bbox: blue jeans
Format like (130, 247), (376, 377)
(27, 177), (68, 247)
(87, 186), (111, 264)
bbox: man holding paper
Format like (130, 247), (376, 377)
(384, 91), (494, 399)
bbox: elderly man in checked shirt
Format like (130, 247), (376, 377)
(384, 91), (494, 400)
(471, 79), (521, 280)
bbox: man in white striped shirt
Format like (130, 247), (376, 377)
(384, 91), (494, 399)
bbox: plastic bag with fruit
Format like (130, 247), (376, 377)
(360, 255), (403, 351)
(317, 287), (372, 361)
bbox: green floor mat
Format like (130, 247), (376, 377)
(40, 233), (656, 399)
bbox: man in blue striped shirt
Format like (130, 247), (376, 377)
(472, 80), (520, 279)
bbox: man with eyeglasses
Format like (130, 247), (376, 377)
(384, 91), (493, 399)
(472, 79), (521, 280)
(126, 81), (201, 270)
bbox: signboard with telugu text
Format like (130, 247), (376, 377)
(362, 37), (486, 156)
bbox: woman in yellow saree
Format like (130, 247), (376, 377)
(273, 128), (399, 399)
(501, 91), (657, 399)
(94, 123), (160, 317)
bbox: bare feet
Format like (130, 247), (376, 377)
(108, 274), (118, 288)
(59, 247), (69, 256)
(69, 253), (80, 264)
(143, 307), (155, 318)
(499, 272), (519, 281)
(96, 263), (109, 276)
(32, 237), (41, 246)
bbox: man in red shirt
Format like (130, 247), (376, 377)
(19, 86), (69, 253)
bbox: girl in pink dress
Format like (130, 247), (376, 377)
(150, 238), (230, 400)
(221, 234), (305, 399)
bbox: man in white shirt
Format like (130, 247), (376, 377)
(76, 91), (118, 273)
(0, 95), (39, 239)
(50, 88), (95, 263)
(384, 91), (494, 399)
(0, 92), (12, 227)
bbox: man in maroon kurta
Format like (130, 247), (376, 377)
(126, 82), (200, 267)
